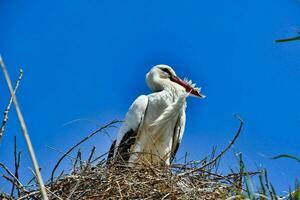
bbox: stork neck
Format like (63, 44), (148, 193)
(163, 82), (186, 101)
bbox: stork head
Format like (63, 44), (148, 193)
(146, 64), (205, 98)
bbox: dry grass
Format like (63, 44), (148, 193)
(5, 159), (243, 200)
(0, 99), (248, 200)
(0, 119), (248, 199)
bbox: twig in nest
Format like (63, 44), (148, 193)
(2, 175), (27, 196)
(16, 190), (40, 200)
(0, 162), (24, 191)
(0, 55), (48, 200)
(178, 115), (244, 176)
(73, 149), (82, 172)
(44, 187), (63, 200)
(27, 167), (41, 186)
(11, 136), (22, 197)
(50, 120), (121, 184)
(77, 150), (82, 170)
(91, 151), (109, 164)
(46, 145), (81, 162)
(0, 69), (23, 145)
(87, 146), (96, 165)
(83, 146), (96, 172)
(0, 192), (15, 200)
(66, 180), (80, 200)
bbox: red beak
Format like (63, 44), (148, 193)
(170, 76), (205, 98)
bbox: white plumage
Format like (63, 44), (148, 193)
(107, 64), (205, 165)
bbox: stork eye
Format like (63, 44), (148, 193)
(160, 68), (172, 76)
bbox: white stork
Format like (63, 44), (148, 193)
(107, 64), (205, 165)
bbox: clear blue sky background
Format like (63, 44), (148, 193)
(0, 0), (299, 194)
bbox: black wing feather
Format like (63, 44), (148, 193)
(170, 142), (180, 163)
(170, 117), (183, 163)
(115, 129), (138, 162)
(106, 140), (116, 165)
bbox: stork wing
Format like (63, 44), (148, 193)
(113, 95), (148, 162)
(170, 110), (186, 163)
(106, 140), (116, 164)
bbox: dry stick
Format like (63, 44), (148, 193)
(2, 175), (26, 195)
(11, 136), (17, 196)
(50, 120), (121, 183)
(0, 69), (23, 145)
(179, 115), (244, 177)
(66, 180), (80, 200)
(87, 146), (96, 165)
(17, 191), (40, 200)
(84, 146), (96, 167)
(214, 154), (222, 174)
(16, 155), (22, 195)
(206, 146), (217, 173)
(30, 168), (62, 200)
(78, 150), (82, 170)
(75, 191), (88, 200)
(44, 187), (63, 200)
(91, 151), (109, 164)
(0, 56), (48, 200)
(56, 170), (65, 181)
(73, 149), (82, 171)
(0, 192), (15, 200)
(82, 146), (96, 173)
(11, 136), (22, 197)
(0, 162), (24, 188)
(26, 167), (41, 186)
(46, 145), (80, 162)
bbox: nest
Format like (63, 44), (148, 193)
(4, 160), (242, 200)
(0, 120), (249, 200)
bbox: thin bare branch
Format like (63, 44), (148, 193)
(178, 115), (244, 176)
(17, 191), (39, 200)
(87, 146), (96, 165)
(0, 55), (48, 200)
(2, 175), (26, 196)
(0, 69), (23, 145)
(46, 145), (80, 162)
(73, 149), (82, 172)
(11, 136), (22, 197)
(0, 162), (25, 193)
(50, 120), (121, 183)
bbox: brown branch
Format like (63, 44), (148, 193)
(26, 167), (41, 186)
(50, 120), (121, 184)
(73, 149), (82, 172)
(66, 180), (80, 200)
(0, 55), (48, 200)
(0, 69), (23, 145)
(0, 192), (15, 200)
(87, 146), (96, 165)
(178, 115), (244, 176)
(78, 150), (82, 170)
(91, 151), (109, 164)
(11, 136), (22, 197)
(46, 145), (80, 162)
(0, 162), (24, 190)
(17, 190), (39, 200)
(2, 175), (26, 195)
(83, 146), (96, 173)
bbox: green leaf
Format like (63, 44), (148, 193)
(271, 154), (300, 163)
(275, 35), (300, 43)
(270, 184), (278, 200)
(259, 173), (266, 197)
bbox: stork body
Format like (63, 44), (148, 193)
(108, 65), (204, 165)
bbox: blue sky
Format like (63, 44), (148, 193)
(0, 0), (300, 193)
